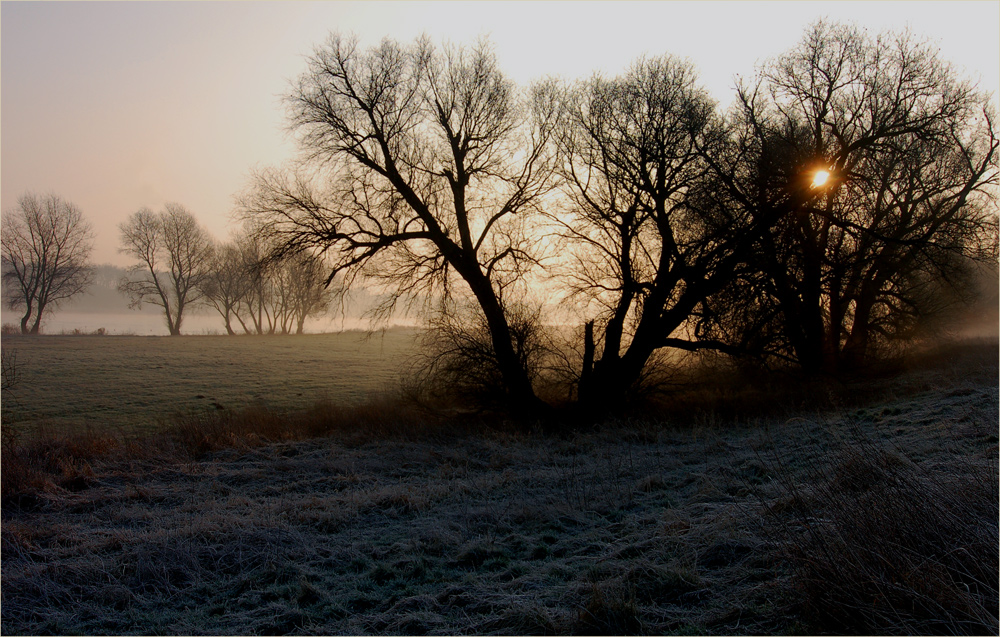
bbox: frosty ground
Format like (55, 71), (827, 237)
(1, 343), (997, 635)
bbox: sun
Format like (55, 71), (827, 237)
(811, 169), (831, 188)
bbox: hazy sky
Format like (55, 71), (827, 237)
(3, 1), (998, 266)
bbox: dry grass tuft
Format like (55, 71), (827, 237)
(1, 426), (147, 499)
(2, 394), (447, 500)
(167, 393), (483, 457)
(576, 581), (643, 635)
(764, 432), (999, 635)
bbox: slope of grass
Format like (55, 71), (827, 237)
(2, 342), (996, 635)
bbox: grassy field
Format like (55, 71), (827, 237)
(1, 340), (996, 635)
(1, 329), (420, 435)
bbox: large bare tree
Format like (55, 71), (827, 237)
(553, 56), (756, 406)
(1, 193), (94, 334)
(118, 204), (215, 336)
(699, 21), (999, 372)
(240, 35), (556, 410)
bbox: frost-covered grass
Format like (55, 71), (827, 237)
(2, 342), (996, 635)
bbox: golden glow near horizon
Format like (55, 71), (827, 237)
(811, 170), (831, 189)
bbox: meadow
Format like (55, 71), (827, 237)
(0, 336), (997, 635)
(1, 329), (420, 436)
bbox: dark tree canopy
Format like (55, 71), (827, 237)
(698, 21), (998, 373)
(552, 55), (756, 405)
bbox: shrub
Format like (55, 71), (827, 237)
(1, 349), (19, 393)
(0, 425), (29, 497)
(410, 301), (553, 410)
(1, 426), (138, 498)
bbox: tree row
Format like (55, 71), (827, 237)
(4, 21), (997, 413)
(242, 21), (997, 411)
(2, 198), (334, 336)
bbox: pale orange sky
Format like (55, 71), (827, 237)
(3, 1), (998, 267)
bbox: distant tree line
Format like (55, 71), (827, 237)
(198, 226), (336, 335)
(3, 20), (996, 414)
(117, 206), (336, 336)
(2, 200), (334, 336)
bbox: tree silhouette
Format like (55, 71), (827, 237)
(205, 228), (337, 335)
(201, 240), (252, 335)
(240, 35), (557, 410)
(1, 193), (94, 334)
(118, 204), (215, 336)
(274, 251), (337, 334)
(237, 24), (997, 412)
(699, 21), (998, 373)
(552, 56), (761, 406)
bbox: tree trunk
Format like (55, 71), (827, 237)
(19, 304), (33, 335)
(26, 301), (47, 335)
(174, 301), (185, 336)
(165, 310), (180, 336)
(842, 291), (877, 370)
(464, 271), (544, 414)
(578, 321), (595, 400)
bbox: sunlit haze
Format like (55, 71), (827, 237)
(3, 1), (998, 266)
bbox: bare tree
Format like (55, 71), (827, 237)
(227, 229), (274, 335)
(1, 193), (94, 334)
(276, 251), (337, 334)
(203, 229), (337, 336)
(552, 56), (752, 406)
(118, 204), (215, 336)
(240, 34), (556, 410)
(200, 240), (253, 335)
(228, 229), (287, 335)
(699, 21), (999, 372)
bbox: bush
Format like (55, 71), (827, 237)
(410, 301), (553, 410)
(1, 426), (138, 498)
